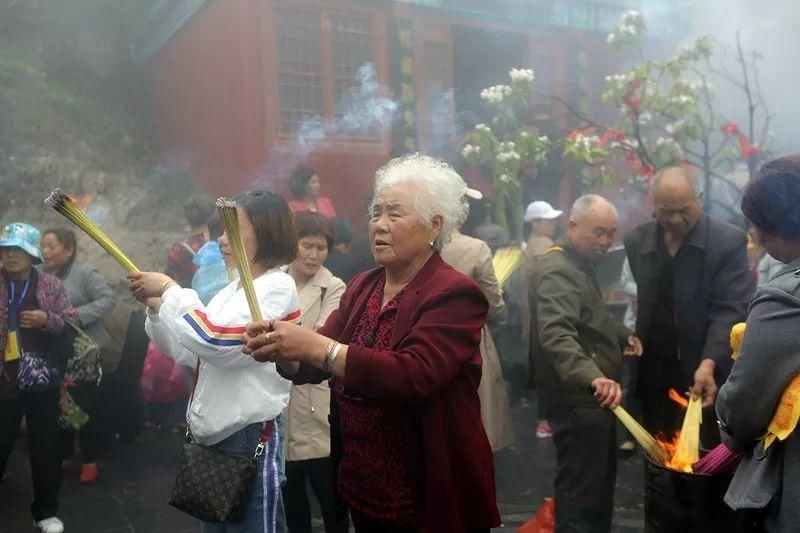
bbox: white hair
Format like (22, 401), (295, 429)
(569, 194), (618, 222)
(371, 153), (467, 251)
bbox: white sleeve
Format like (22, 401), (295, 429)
(145, 309), (198, 368)
(156, 276), (299, 369)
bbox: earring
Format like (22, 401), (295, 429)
(429, 240), (435, 248)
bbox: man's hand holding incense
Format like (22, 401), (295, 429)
(691, 358), (718, 408)
(592, 377), (623, 408)
(128, 272), (176, 303)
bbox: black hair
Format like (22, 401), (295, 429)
(330, 218), (353, 245)
(233, 190), (297, 268)
(294, 211), (335, 251)
(288, 165), (317, 200)
(741, 155), (800, 241)
(43, 228), (78, 267)
(184, 196), (216, 229)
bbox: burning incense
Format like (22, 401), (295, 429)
(44, 189), (139, 273)
(216, 198), (262, 321)
(611, 405), (669, 465)
(667, 395), (702, 472)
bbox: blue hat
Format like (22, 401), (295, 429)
(0, 222), (43, 263)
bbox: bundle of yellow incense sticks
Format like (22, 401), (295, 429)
(216, 198), (262, 321)
(44, 189), (139, 273)
(492, 246), (525, 286)
(611, 405), (669, 465)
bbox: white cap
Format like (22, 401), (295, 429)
(524, 201), (563, 223)
(465, 188), (483, 200)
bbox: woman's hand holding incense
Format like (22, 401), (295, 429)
(19, 310), (48, 329)
(243, 320), (330, 365)
(128, 272), (176, 302)
(592, 377), (623, 408)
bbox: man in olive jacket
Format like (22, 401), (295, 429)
(530, 195), (642, 533)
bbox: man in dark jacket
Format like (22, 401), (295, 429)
(530, 194), (642, 532)
(624, 167), (754, 445)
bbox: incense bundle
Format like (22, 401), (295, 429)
(668, 396), (702, 472)
(611, 405), (669, 465)
(492, 246), (525, 287)
(44, 189), (139, 273)
(692, 443), (741, 475)
(216, 198), (262, 321)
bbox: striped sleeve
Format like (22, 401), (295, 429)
(157, 273), (300, 369)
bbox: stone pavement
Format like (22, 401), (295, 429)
(0, 392), (646, 532)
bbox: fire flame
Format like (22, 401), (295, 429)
(654, 389), (700, 473)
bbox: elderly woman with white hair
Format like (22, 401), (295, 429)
(243, 154), (500, 533)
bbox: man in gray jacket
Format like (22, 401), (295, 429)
(624, 167), (754, 445)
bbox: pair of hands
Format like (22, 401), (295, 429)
(241, 320), (326, 365)
(19, 310), (48, 329)
(592, 340), (717, 409)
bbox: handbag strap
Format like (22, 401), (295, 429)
(188, 359), (275, 458)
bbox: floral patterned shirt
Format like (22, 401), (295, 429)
(332, 273), (419, 523)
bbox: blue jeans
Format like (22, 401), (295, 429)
(200, 418), (287, 533)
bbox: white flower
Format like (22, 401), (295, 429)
(462, 145), (475, 157)
(509, 68), (535, 82)
(474, 146), (481, 154)
(670, 94), (693, 105)
(520, 131), (530, 138)
(538, 135), (549, 143)
(475, 123), (490, 132)
(622, 10), (642, 26)
(480, 85), (512, 104)
(665, 120), (685, 134)
(499, 174), (511, 184)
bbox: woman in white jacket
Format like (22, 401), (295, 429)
(130, 191), (300, 533)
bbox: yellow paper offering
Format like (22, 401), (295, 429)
(3, 330), (21, 362)
(667, 396), (702, 472)
(764, 373), (800, 449)
(730, 322), (746, 360)
(728, 322), (800, 450)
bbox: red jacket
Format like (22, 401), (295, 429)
(289, 253), (500, 532)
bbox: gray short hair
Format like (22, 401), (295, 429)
(653, 166), (700, 199)
(569, 194), (618, 222)
(372, 153), (467, 251)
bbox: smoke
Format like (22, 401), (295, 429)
(644, 0), (800, 155)
(251, 62), (398, 188)
(423, 89), (459, 157)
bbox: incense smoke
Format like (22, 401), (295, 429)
(251, 63), (399, 188)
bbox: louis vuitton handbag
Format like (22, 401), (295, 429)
(168, 361), (274, 523)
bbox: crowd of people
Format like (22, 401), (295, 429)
(1, 152), (799, 533)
